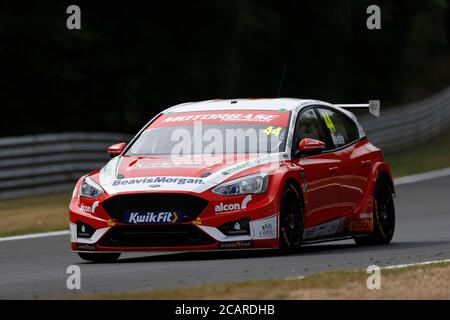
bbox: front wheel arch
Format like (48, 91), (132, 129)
(278, 180), (304, 250)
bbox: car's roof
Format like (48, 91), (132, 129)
(164, 98), (330, 113)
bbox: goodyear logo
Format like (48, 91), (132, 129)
(124, 211), (180, 224)
(219, 241), (253, 249)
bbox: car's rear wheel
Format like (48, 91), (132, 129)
(279, 183), (303, 250)
(77, 252), (121, 263)
(354, 175), (395, 245)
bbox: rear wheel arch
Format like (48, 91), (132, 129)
(376, 169), (395, 195)
(368, 162), (395, 195)
(354, 169), (395, 245)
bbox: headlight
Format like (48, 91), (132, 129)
(212, 173), (268, 196)
(79, 176), (104, 198)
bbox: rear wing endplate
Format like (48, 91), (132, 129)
(334, 100), (380, 118)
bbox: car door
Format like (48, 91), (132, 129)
(316, 107), (370, 216)
(291, 107), (342, 229)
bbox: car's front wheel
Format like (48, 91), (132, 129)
(354, 174), (395, 245)
(279, 183), (304, 250)
(77, 252), (121, 263)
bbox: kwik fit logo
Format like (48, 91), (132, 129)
(125, 211), (180, 224)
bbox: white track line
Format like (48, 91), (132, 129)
(382, 258), (450, 270)
(394, 167), (450, 186)
(284, 259), (450, 281)
(1, 167), (449, 242)
(284, 275), (305, 281)
(0, 230), (69, 242)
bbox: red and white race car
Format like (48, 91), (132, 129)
(69, 98), (395, 262)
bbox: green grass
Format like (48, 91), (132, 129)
(0, 192), (71, 237)
(386, 127), (450, 177)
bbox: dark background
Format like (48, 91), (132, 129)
(1, 0), (449, 136)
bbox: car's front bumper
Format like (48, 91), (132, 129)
(69, 190), (280, 252)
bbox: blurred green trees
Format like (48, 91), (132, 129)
(0, 0), (449, 136)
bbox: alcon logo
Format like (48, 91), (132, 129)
(80, 201), (99, 214)
(215, 195), (252, 214)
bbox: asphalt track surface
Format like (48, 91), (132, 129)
(1, 175), (450, 299)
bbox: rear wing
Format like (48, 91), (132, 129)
(334, 100), (380, 118)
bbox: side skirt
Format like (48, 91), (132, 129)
(302, 235), (354, 245)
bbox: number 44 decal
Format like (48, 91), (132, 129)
(263, 126), (282, 136)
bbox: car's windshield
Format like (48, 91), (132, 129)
(126, 110), (291, 155)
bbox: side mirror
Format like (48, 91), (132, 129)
(297, 138), (326, 155)
(107, 142), (126, 157)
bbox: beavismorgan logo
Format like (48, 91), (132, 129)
(215, 195), (252, 214)
(125, 211), (180, 224)
(112, 176), (204, 186)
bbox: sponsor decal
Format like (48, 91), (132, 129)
(349, 220), (373, 232)
(192, 217), (202, 225)
(251, 214), (278, 240)
(124, 211), (180, 224)
(112, 176), (204, 186)
(215, 202), (240, 213)
(134, 159), (220, 169)
(161, 113), (279, 124)
(359, 213), (373, 219)
(219, 240), (253, 249)
(79, 201), (99, 214)
(221, 155), (272, 176)
(77, 243), (96, 251)
(258, 222), (276, 239)
(215, 195), (252, 214)
(150, 110), (290, 129)
(218, 218), (250, 236)
(331, 133), (345, 146)
(76, 221), (96, 238)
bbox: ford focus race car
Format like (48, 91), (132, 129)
(69, 98), (395, 262)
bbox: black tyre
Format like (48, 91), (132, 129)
(354, 175), (395, 245)
(279, 183), (304, 250)
(77, 252), (121, 263)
